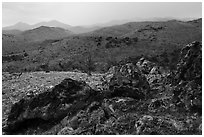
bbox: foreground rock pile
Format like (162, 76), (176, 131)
(3, 41), (202, 135)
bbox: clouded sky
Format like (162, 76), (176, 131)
(2, 2), (202, 27)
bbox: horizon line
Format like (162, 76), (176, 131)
(2, 16), (202, 28)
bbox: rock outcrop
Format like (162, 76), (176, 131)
(136, 57), (155, 74)
(108, 63), (150, 99)
(173, 41), (202, 114)
(4, 41), (202, 135)
(136, 58), (166, 88)
(5, 78), (103, 134)
(56, 97), (146, 135)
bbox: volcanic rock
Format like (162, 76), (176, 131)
(136, 57), (155, 74)
(5, 78), (102, 134)
(55, 97), (145, 135)
(176, 41), (202, 84)
(108, 63), (150, 99)
(173, 41), (202, 115)
(134, 115), (189, 135)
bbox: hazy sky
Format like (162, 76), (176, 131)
(2, 2), (202, 27)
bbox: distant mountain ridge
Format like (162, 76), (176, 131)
(3, 20), (101, 34)
(3, 17), (199, 34)
(21, 26), (73, 42)
(32, 20), (72, 29)
(3, 20), (70, 31)
(3, 22), (31, 31)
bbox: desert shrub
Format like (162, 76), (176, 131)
(39, 63), (49, 72)
(3, 61), (26, 73)
(106, 37), (113, 41)
(83, 52), (95, 75)
(3, 64), (18, 73)
(97, 42), (101, 47)
(2, 53), (25, 62)
(105, 42), (113, 48)
(94, 62), (109, 73)
(48, 61), (62, 71)
(24, 64), (42, 72)
(132, 37), (138, 42)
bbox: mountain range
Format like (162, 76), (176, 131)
(3, 20), (101, 34)
(3, 17), (198, 34)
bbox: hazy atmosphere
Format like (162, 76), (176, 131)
(2, 2), (202, 135)
(3, 2), (202, 27)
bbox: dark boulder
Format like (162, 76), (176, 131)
(173, 41), (202, 115)
(175, 41), (202, 84)
(108, 63), (150, 100)
(5, 78), (103, 134)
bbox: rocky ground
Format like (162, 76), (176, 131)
(2, 41), (202, 135)
(2, 71), (104, 134)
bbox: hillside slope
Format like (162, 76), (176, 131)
(2, 30), (22, 35)
(21, 26), (73, 42)
(2, 26), (74, 55)
(2, 19), (202, 73)
(90, 19), (201, 39)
